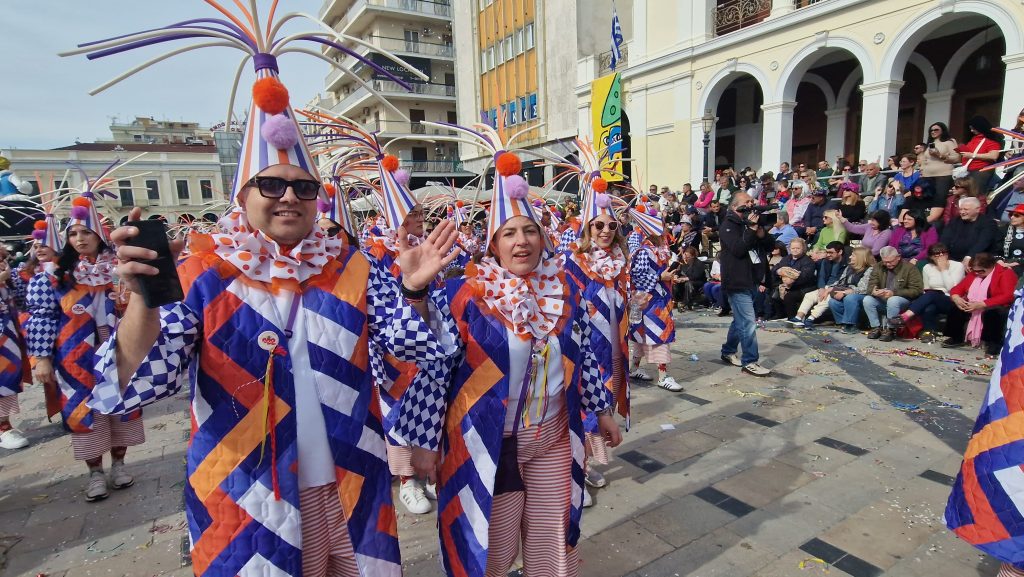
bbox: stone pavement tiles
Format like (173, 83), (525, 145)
(0, 311), (1002, 577)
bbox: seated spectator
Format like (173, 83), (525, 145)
(943, 177), (986, 226)
(940, 196), (998, 265)
(997, 204), (1024, 271)
(787, 181), (811, 222)
(827, 247), (876, 333)
(941, 252), (1016, 355)
(899, 180), (945, 226)
(801, 189), (840, 241)
(681, 183), (698, 205)
(868, 179), (905, 215)
(670, 246), (707, 310)
(811, 210), (847, 253)
(702, 200), (724, 245)
(713, 173), (736, 205)
(676, 219), (700, 251)
(694, 181), (715, 213)
(787, 241), (847, 328)
(769, 211), (799, 245)
(955, 116), (1002, 196)
(776, 163), (791, 183)
(889, 212), (938, 265)
(838, 182), (866, 223)
(857, 163), (886, 199)
(890, 243), (965, 343)
(703, 256), (726, 311)
(892, 153), (921, 191)
(988, 174), (1024, 222)
(840, 210), (892, 256)
(863, 246), (924, 341)
(770, 238), (817, 320)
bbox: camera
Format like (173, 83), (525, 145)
(735, 203), (779, 227)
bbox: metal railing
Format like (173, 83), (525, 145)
(333, 80), (455, 115)
(713, 0), (771, 36)
(369, 36), (454, 58)
(367, 0), (452, 17)
(371, 120), (457, 135)
(403, 159), (466, 173)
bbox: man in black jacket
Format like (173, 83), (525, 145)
(718, 192), (773, 376)
(940, 196), (998, 264)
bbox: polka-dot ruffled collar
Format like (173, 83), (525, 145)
(73, 252), (115, 286)
(575, 245), (626, 286)
(209, 208), (342, 284)
(468, 254), (570, 340)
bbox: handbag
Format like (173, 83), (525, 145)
(953, 139), (985, 179)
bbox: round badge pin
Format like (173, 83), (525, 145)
(257, 331), (279, 351)
(71, 304), (87, 315)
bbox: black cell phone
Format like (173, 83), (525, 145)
(928, 142), (936, 149)
(123, 220), (184, 308)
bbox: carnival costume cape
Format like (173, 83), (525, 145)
(946, 291), (1024, 567)
(0, 297), (29, 400)
(628, 240), (676, 345)
(394, 261), (613, 577)
(90, 217), (453, 577)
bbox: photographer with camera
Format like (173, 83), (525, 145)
(718, 192), (774, 377)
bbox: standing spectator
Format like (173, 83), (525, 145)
(941, 253), (1016, 355)
(899, 180), (945, 225)
(940, 197), (998, 264)
(921, 122), (959, 199)
(670, 246), (707, 310)
(838, 182), (867, 222)
(862, 246), (924, 341)
(869, 179), (905, 215)
(955, 115), (1003, 195)
(841, 210), (893, 256)
(770, 238), (817, 320)
(891, 243), (965, 343)
(913, 143), (928, 170)
(694, 181), (715, 213)
(769, 211), (799, 245)
(997, 204), (1024, 270)
(811, 210), (848, 252)
(827, 247), (876, 333)
(889, 212), (938, 265)
(718, 192), (773, 376)
(787, 241), (847, 328)
(857, 163), (886, 198)
(988, 175), (1024, 222)
(892, 154), (922, 191)
(944, 177), (986, 226)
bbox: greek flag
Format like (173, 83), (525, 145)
(610, 7), (623, 70)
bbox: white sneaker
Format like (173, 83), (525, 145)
(720, 353), (742, 367)
(657, 376), (684, 392)
(629, 368), (653, 381)
(0, 428), (29, 450)
(742, 363), (772, 377)
(110, 462), (134, 490)
(86, 471), (109, 502)
(424, 482), (437, 501)
(399, 479), (432, 514)
(585, 468), (607, 488)
(583, 487), (594, 508)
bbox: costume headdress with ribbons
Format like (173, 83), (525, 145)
(60, 153), (153, 245)
(32, 179), (65, 252)
(316, 178), (359, 238)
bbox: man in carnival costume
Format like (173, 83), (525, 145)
(71, 3), (459, 575)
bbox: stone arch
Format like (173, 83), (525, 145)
(776, 35), (875, 102)
(908, 52), (939, 93)
(697, 60), (772, 116)
(836, 70), (863, 108)
(879, 0), (1022, 81)
(937, 33), (996, 90)
(801, 73), (837, 110)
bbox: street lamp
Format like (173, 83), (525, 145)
(701, 109), (716, 183)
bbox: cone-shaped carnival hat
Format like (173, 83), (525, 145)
(316, 178), (359, 238)
(60, 153), (152, 246)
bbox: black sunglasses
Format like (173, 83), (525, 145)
(591, 221), (619, 232)
(247, 176), (321, 200)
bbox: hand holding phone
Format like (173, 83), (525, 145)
(119, 220), (184, 308)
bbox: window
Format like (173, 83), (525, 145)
(199, 179), (213, 200)
(495, 43), (504, 66)
(118, 179), (134, 207)
(481, 50), (487, 70)
(146, 179), (160, 202)
(514, 29), (524, 55)
(403, 29), (419, 52)
(525, 23), (535, 50)
(529, 94), (538, 119)
(520, 96), (528, 121)
(486, 47), (494, 70)
(133, 134), (143, 142)
(176, 179), (190, 201)
(509, 101), (517, 125)
(504, 36), (513, 61)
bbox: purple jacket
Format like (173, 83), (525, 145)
(844, 221), (892, 256)
(888, 225), (938, 261)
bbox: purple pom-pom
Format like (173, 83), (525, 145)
(31, 230), (45, 240)
(595, 193), (610, 208)
(261, 114), (299, 150)
(393, 169), (411, 187)
(70, 206), (89, 220)
(81, 191), (95, 200)
(317, 198), (332, 213)
(554, 210), (562, 218)
(506, 175), (529, 199)
(650, 207), (659, 216)
(532, 199), (544, 208)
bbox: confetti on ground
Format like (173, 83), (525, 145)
(729, 389), (772, 399)
(891, 402), (924, 413)
(798, 557), (830, 572)
(660, 424), (676, 431)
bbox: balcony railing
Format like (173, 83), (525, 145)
(367, 0), (452, 18)
(713, 0), (771, 36)
(367, 36), (454, 58)
(333, 80), (456, 115)
(371, 120), (458, 136)
(403, 159), (467, 173)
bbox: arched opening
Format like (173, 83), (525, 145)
(710, 75), (764, 173)
(202, 212), (219, 222)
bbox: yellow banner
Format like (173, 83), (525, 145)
(591, 73), (623, 182)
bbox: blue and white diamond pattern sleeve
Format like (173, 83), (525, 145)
(367, 258), (457, 364)
(630, 248), (657, 293)
(90, 302), (200, 415)
(628, 231), (642, 255)
(578, 316), (613, 413)
(10, 266), (28, 310)
(24, 273), (60, 358)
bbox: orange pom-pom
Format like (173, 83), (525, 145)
(381, 154), (400, 172)
(252, 77), (290, 115)
(72, 197), (91, 208)
(636, 205), (647, 213)
(495, 152), (522, 177)
(641, 195), (650, 203)
(323, 182), (336, 196)
(33, 220), (46, 230)
(592, 177), (608, 193)
(455, 200), (465, 208)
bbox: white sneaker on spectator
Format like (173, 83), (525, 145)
(110, 462), (134, 490)
(629, 368), (652, 381)
(0, 428), (29, 450)
(720, 353), (742, 367)
(583, 487), (594, 508)
(399, 479), (432, 514)
(742, 363), (772, 377)
(658, 376), (684, 391)
(585, 468), (607, 488)
(424, 482), (437, 500)
(86, 471), (109, 502)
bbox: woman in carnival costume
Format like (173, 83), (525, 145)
(69, 3), (458, 575)
(396, 121), (623, 577)
(627, 196), (683, 392)
(25, 162), (140, 500)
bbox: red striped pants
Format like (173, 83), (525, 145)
(386, 443), (415, 477)
(1000, 563), (1024, 576)
(299, 483), (359, 577)
(0, 395), (18, 419)
(71, 411), (145, 461)
(486, 412), (579, 577)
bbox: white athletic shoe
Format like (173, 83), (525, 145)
(399, 479), (432, 514)
(657, 376), (684, 392)
(86, 471), (109, 502)
(583, 487), (594, 508)
(585, 468), (607, 488)
(629, 368), (653, 381)
(742, 363), (772, 377)
(0, 428), (29, 450)
(424, 482), (437, 501)
(110, 462), (134, 490)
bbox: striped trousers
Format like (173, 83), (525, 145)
(71, 411), (145, 461)
(0, 395), (18, 419)
(486, 412), (579, 577)
(385, 443), (416, 477)
(299, 483), (359, 577)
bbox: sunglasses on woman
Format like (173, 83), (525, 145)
(246, 176), (322, 200)
(591, 221), (619, 232)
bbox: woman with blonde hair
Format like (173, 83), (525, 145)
(811, 209), (847, 252)
(826, 246), (876, 333)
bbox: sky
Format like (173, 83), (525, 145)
(2, 0), (326, 150)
